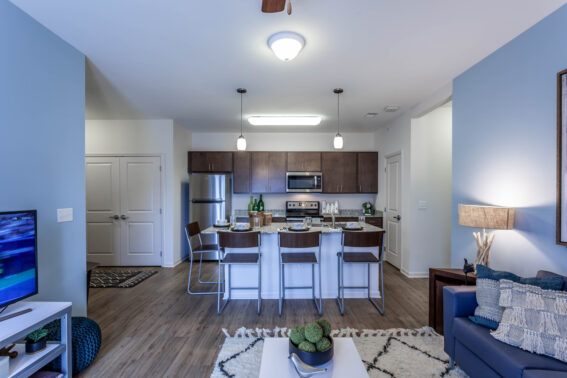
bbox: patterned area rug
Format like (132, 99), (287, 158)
(89, 270), (158, 288)
(211, 327), (469, 378)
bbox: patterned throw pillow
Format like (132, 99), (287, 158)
(491, 280), (567, 363)
(470, 265), (564, 329)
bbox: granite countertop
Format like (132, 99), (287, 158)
(202, 222), (382, 234)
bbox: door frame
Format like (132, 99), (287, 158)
(384, 151), (404, 271)
(86, 154), (165, 267)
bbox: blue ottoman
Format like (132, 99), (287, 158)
(45, 317), (102, 375)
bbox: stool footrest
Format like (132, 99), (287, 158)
(284, 285), (313, 290)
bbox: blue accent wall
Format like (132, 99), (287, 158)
(0, 1), (86, 314)
(452, 5), (567, 276)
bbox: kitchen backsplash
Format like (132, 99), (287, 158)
(232, 193), (377, 214)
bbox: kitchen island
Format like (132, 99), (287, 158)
(202, 222), (384, 300)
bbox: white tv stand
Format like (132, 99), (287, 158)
(0, 302), (72, 378)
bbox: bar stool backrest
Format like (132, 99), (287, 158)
(219, 231), (261, 249)
(278, 231), (321, 248)
(342, 231), (385, 259)
(186, 222), (201, 238)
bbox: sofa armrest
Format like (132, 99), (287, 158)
(443, 285), (477, 359)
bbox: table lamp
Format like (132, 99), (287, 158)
(458, 204), (515, 268)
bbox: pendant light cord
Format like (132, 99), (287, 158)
(240, 91), (243, 137)
(337, 92), (340, 135)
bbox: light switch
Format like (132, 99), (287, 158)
(57, 208), (74, 223)
(418, 201), (428, 210)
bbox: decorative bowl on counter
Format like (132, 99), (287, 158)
(234, 223), (250, 230)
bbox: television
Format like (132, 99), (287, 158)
(0, 210), (38, 308)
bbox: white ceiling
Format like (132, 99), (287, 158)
(10, 0), (567, 133)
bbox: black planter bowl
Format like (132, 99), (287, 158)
(289, 337), (334, 366)
(25, 338), (47, 354)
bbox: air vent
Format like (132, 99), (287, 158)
(384, 106), (400, 113)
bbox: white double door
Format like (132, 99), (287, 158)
(86, 156), (162, 266)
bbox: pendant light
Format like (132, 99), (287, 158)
(236, 88), (247, 151)
(333, 88), (344, 150)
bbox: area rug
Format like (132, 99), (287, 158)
(89, 270), (157, 288)
(211, 327), (468, 378)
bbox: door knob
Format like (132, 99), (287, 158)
(120, 215), (129, 220)
(109, 215), (119, 220)
(394, 215), (401, 221)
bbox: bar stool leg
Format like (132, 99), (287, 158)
(318, 256), (322, 315)
(257, 254), (262, 315)
(336, 253), (345, 315)
(278, 257), (283, 316)
(367, 261), (385, 315)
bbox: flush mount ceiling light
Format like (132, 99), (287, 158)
(333, 88), (344, 150)
(268, 31), (305, 62)
(248, 116), (321, 126)
(236, 88), (247, 151)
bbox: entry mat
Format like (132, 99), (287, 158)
(89, 270), (158, 288)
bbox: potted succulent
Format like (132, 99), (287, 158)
(289, 319), (333, 366)
(362, 201), (375, 215)
(25, 327), (49, 354)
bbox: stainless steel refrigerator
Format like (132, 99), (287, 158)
(189, 174), (231, 260)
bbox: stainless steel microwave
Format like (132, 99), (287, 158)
(286, 172), (323, 192)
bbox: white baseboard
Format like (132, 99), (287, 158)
(400, 268), (429, 278)
(163, 257), (188, 268)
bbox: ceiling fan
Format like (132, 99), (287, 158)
(262, 0), (293, 15)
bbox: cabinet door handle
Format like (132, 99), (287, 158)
(359, 184), (362, 192)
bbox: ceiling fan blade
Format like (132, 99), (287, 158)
(287, 0), (292, 15)
(262, 0), (286, 13)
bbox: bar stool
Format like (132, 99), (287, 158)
(218, 231), (262, 315)
(337, 230), (386, 315)
(278, 231), (322, 316)
(185, 222), (221, 295)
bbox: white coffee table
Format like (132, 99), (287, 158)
(259, 337), (368, 378)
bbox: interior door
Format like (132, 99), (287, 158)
(385, 153), (402, 269)
(86, 157), (121, 265)
(119, 156), (162, 266)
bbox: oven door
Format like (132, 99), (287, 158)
(286, 172), (323, 192)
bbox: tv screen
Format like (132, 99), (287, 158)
(0, 210), (38, 307)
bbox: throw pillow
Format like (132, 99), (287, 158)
(470, 265), (564, 329)
(491, 279), (567, 363)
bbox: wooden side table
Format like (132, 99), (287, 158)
(429, 268), (476, 335)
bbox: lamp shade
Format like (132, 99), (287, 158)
(458, 204), (515, 230)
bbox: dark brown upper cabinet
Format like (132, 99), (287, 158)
(188, 152), (233, 173)
(233, 152), (251, 193)
(287, 152), (322, 172)
(251, 152), (286, 193)
(322, 152), (357, 193)
(357, 152), (378, 193)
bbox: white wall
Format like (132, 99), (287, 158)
(374, 84), (452, 276)
(408, 103), (452, 276)
(173, 123), (192, 264)
(191, 132), (376, 152)
(192, 132), (378, 212)
(85, 119), (192, 267)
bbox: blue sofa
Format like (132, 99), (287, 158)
(443, 275), (567, 378)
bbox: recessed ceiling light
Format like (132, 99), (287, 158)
(364, 113), (378, 118)
(248, 116), (321, 126)
(384, 105), (400, 112)
(268, 31), (305, 62)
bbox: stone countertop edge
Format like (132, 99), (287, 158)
(201, 222), (384, 234)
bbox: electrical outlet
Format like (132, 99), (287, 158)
(57, 208), (73, 222)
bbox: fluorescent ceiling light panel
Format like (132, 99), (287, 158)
(248, 116), (322, 126)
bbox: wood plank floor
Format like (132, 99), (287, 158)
(80, 261), (428, 377)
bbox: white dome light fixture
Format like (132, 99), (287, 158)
(236, 88), (247, 151)
(268, 31), (305, 62)
(333, 88), (344, 150)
